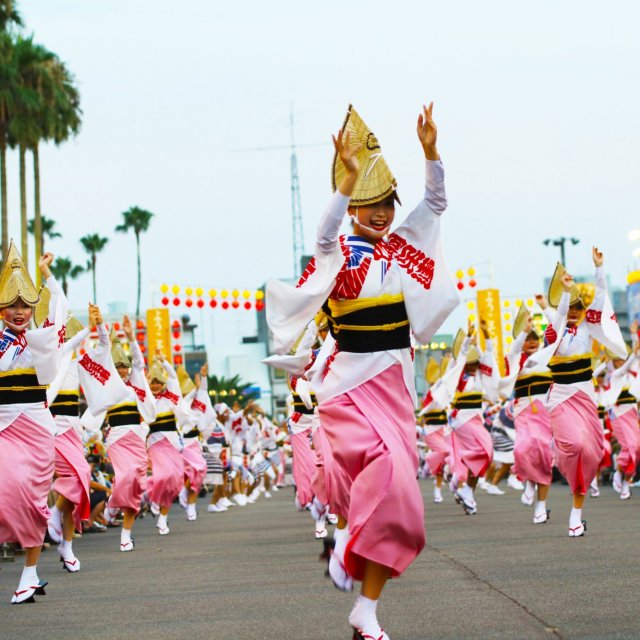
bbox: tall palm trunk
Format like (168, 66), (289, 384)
(0, 134), (8, 259)
(91, 255), (97, 303)
(19, 144), (27, 268)
(135, 231), (141, 320)
(32, 143), (42, 286)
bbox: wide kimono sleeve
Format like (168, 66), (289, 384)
(585, 265), (626, 358)
(266, 191), (350, 355)
(389, 160), (459, 344)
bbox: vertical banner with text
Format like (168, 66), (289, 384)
(476, 289), (505, 375)
(146, 308), (172, 363)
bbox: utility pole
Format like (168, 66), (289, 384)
(290, 107), (304, 279)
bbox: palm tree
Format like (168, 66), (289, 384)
(31, 54), (81, 285)
(0, 5), (25, 258)
(28, 215), (61, 252)
(11, 36), (50, 266)
(50, 256), (83, 297)
(80, 233), (108, 303)
(115, 206), (153, 319)
(207, 374), (260, 408)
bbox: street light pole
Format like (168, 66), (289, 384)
(543, 236), (580, 268)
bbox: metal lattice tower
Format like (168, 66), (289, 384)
(290, 108), (304, 279)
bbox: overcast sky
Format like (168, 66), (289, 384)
(6, 1), (640, 336)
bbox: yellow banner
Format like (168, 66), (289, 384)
(476, 289), (505, 375)
(146, 308), (172, 362)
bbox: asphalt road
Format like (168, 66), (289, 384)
(2, 482), (639, 640)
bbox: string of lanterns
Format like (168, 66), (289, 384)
(159, 285), (265, 311)
(455, 267), (477, 291)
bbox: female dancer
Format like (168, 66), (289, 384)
(546, 249), (626, 536)
(47, 315), (91, 572)
(268, 103), (458, 638)
(0, 245), (66, 603)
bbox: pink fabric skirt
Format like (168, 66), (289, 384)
(319, 364), (424, 581)
(0, 415), (54, 548)
(53, 429), (91, 531)
(612, 408), (640, 476)
(311, 426), (329, 507)
(424, 429), (450, 476)
(512, 400), (553, 486)
(148, 438), (184, 508)
(550, 391), (604, 495)
(451, 415), (493, 482)
(182, 440), (207, 494)
(290, 428), (316, 507)
(107, 430), (148, 512)
(311, 424), (351, 517)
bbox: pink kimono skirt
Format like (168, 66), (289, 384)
(0, 415), (54, 548)
(53, 428), (91, 531)
(611, 407), (640, 476)
(424, 428), (451, 476)
(148, 437), (184, 508)
(107, 429), (148, 512)
(290, 428), (316, 507)
(450, 415), (493, 483)
(512, 399), (553, 486)
(319, 364), (424, 581)
(182, 439), (207, 494)
(550, 391), (604, 495)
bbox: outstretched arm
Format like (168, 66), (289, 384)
(417, 102), (446, 215)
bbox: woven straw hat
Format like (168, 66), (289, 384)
(547, 262), (581, 309)
(331, 105), (398, 206)
(177, 365), (196, 396)
(0, 241), (39, 308)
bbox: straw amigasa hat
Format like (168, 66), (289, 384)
(177, 365), (196, 396)
(331, 105), (399, 206)
(425, 356), (440, 385)
(110, 326), (132, 368)
(453, 327), (480, 364)
(440, 355), (451, 376)
(34, 285), (51, 327)
(0, 241), (40, 308)
(547, 262), (581, 309)
(148, 358), (168, 384)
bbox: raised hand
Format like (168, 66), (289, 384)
(88, 303), (103, 328)
(332, 129), (361, 175)
(155, 347), (166, 363)
(417, 102), (439, 160)
(122, 315), (133, 340)
(560, 272), (574, 292)
(480, 318), (490, 339)
(592, 246), (604, 267)
(39, 252), (54, 279)
(534, 294), (548, 310)
(524, 315), (534, 334)
(467, 317), (476, 337)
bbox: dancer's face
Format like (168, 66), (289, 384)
(0, 299), (33, 331)
(349, 197), (396, 242)
(116, 365), (130, 381)
(567, 303), (584, 326)
(149, 380), (164, 396)
(523, 336), (540, 356)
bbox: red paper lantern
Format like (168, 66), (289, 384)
(140, 344), (146, 353)
(255, 300), (264, 312)
(173, 297), (181, 306)
(161, 296), (169, 306)
(136, 332), (145, 342)
(232, 300), (239, 309)
(172, 330), (180, 339)
(172, 320), (180, 328)
(136, 320), (145, 329)
(113, 322), (121, 330)
(456, 282), (464, 290)
(174, 344), (181, 352)
(197, 299), (205, 309)
(185, 299), (193, 308)
(222, 301), (229, 310)
(469, 279), (477, 288)
(244, 301), (252, 310)
(210, 300), (217, 308)
(174, 355), (183, 365)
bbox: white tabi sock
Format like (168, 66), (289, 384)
(333, 525), (349, 559)
(157, 514), (168, 529)
(569, 507), (582, 529)
(18, 565), (38, 591)
(121, 528), (132, 544)
(59, 539), (74, 560)
(349, 595), (381, 634)
(187, 503), (196, 518)
(534, 500), (547, 519)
